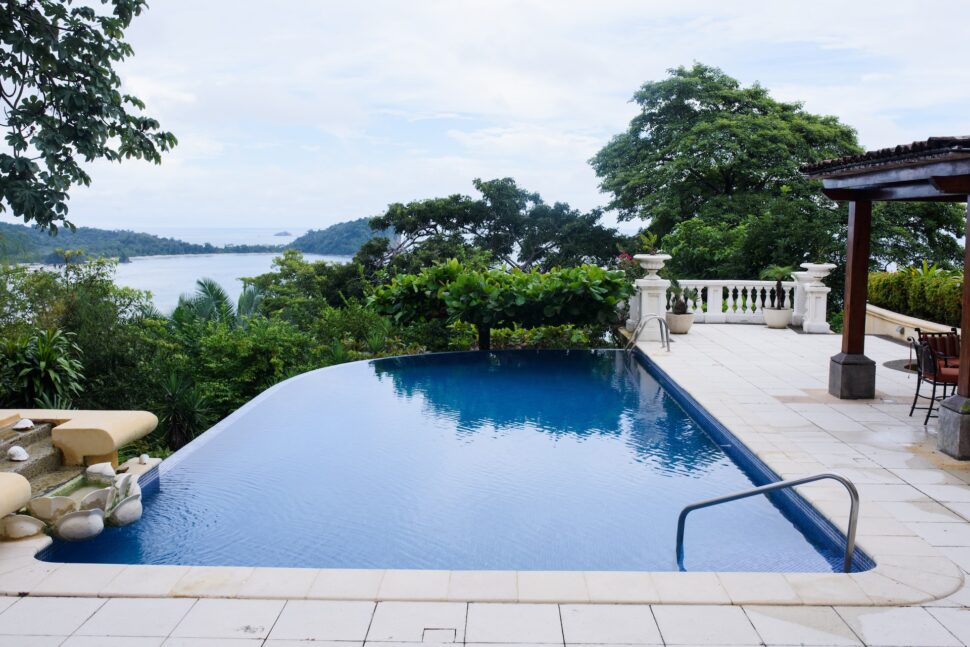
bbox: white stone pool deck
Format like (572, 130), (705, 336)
(5, 325), (970, 644)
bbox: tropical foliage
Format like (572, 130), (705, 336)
(868, 263), (962, 327)
(0, 329), (84, 408)
(372, 260), (632, 350)
(759, 265), (796, 309)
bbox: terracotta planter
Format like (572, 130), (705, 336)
(763, 307), (793, 329)
(666, 312), (694, 334)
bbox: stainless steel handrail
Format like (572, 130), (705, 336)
(675, 473), (860, 573)
(626, 314), (670, 352)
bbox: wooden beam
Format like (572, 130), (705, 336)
(842, 200), (872, 356)
(819, 158), (970, 188)
(822, 183), (967, 202)
(960, 201), (970, 398)
(930, 175), (970, 194)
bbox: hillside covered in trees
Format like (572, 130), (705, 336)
(0, 222), (277, 263)
(288, 218), (392, 255)
(0, 218), (386, 263)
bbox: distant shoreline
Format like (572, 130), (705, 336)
(0, 219), (382, 262)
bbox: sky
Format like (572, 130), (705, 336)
(35, 0), (970, 232)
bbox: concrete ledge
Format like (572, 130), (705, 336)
(865, 303), (956, 343)
(0, 472), (31, 517)
(0, 409), (158, 467)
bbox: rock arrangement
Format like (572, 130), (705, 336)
(0, 461), (144, 542)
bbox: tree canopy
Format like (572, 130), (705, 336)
(591, 63), (965, 282)
(1, 0), (176, 231)
(369, 178), (623, 272)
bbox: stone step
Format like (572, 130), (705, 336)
(0, 421), (84, 497)
(1, 436), (63, 481)
(0, 423), (53, 455)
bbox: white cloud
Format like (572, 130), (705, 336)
(39, 0), (970, 231)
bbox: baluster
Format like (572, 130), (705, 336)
(727, 284), (737, 316)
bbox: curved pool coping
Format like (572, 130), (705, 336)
(0, 348), (963, 604)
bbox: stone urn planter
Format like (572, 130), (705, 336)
(633, 253), (672, 279)
(763, 307), (793, 329)
(666, 312), (695, 334)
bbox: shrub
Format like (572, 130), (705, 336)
(868, 265), (961, 327)
(155, 373), (212, 451)
(193, 318), (321, 418)
(0, 329), (84, 408)
(371, 260), (632, 350)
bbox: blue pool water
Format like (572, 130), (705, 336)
(44, 350), (866, 572)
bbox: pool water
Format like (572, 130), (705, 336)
(44, 350), (862, 572)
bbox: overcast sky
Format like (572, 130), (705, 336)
(40, 1), (970, 232)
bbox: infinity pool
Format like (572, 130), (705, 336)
(44, 350), (867, 572)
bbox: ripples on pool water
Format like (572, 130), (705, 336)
(45, 350), (845, 571)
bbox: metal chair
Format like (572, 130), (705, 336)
(914, 327), (960, 369)
(909, 337), (959, 424)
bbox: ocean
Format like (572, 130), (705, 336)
(106, 228), (350, 312)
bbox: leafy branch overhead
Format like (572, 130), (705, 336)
(0, 0), (176, 231)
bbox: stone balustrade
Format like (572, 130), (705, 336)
(627, 255), (836, 334)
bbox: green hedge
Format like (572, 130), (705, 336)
(868, 270), (961, 327)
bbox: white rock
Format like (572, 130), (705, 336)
(139, 454), (149, 465)
(79, 487), (115, 513)
(53, 509), (104, 541)
(27, 496), (77, 523)
(12, 418), (34, 431)
(85, 462), (116, 484)
(6, 446), (27, 461)
(107, 494), (142, 526)
(1, 514), (46, 540)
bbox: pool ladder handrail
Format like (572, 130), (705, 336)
(626, 313), (670, 352)
(675, 473), (860, 573)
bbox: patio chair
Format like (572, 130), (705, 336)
(909, 337), (959, 424)
(914, 327), (960, 369)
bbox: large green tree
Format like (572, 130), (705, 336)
(591, 63), (964, 282)
(1, 0), (176, 231)
(369, 178), (623, 272)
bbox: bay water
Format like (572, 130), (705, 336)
(101, 227), (350, 312)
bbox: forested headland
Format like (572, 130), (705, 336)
(0, 218), (383, 264)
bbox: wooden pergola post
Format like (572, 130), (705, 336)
(829, 200), (876, 398)
(959, 201), (970, 399)
(938, 200), (970, 458)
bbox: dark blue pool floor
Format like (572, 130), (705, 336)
(45, 350), (854, 572)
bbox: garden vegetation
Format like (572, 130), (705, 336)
(868, 263), (962, 328)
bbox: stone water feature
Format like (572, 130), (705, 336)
(1, 459), (145, 541)
(0, 415), (155, 542)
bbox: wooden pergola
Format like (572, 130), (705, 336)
(803, 137), (970, 457)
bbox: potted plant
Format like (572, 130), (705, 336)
(759, 265), (795, 329)
(666, 281), (697, 334)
